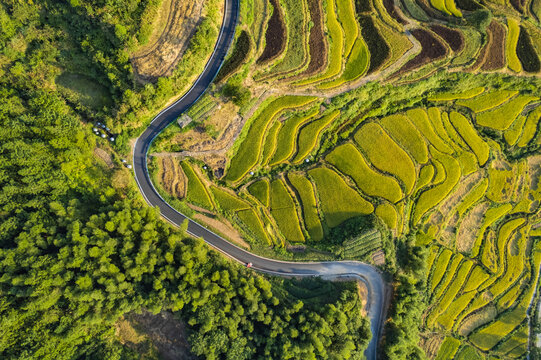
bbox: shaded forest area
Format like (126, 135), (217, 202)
(0, 1), (370, 359)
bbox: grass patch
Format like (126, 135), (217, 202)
(380, 114), (429, 164)
(269, 108), (319, 166)
(327, 143), (403, 203)
(180, 162), (214, 210)
(449, 111), (490, 165)
(55, 72), (112, 109)
(248, 179), (269, 206)
(517, 105), (541, 147)
(309, 167), (374, 228)
(210, 186), (250, 212)
(292, 110), (340, 163)
(237, 209), (271, 245)
(375, 203), (398, 229)
(354, 122), (417, 194)
(506, 18), (522, 73)
(408, 108), (453, 154)
(413, 147), (461, 223)
(435, 337), (461, 360)
(428, 87), (484, 101)
(288, 173), (324, 241)
(504, 115), (527, 146)
(476, 95), (538, 130)
(339, 229), (383, 260)
(225, 96), (317, 182)
(456, 90), (518, 113)
(269, 179), (305, 243)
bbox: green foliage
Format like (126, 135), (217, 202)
(309, 167), (374, 228)
(221, 83), (252, 107)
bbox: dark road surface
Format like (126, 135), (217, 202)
(132, 0), (386, 358)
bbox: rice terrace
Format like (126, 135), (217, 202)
(144, 0), (541, 357)
(2, 0), (541, 359)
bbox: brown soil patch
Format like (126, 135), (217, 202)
(194, 213), (250, 248)
(93, 147), (114, 168)
(439, 172), (483, 217)
(131, 0), (205, 82)
(420, 334), (444, 359)
(371, 249), (386, 266)
(158, 156), (186, 199)
(430, 25), (464, 52)
(480, 20), (506, 71)
(117, 311), (195, 360)
(382, 0), (407, 24)
(357, 281), (369, 317)
(257, 0), (286, 64)
(458, 304), (497, 336)
(528, 155), (541, 190)
(296, 0), (327, 77)
(394, 28), (447, 75)
(456, 202), (489, 253)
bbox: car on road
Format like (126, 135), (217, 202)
(246, 262), (252, 268)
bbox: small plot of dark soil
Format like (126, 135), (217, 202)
(215, 30), (251, 82)
(382, 0), (408, 24)
(297, 0), (327, 77)
(454, 0), (482, 10)
(358, 15), (390, 73)
(416, 0), (448, 20)
(510, 0), (523, 13)
(355, 0), (372, 13)
(256, 0), (286, 64)
(396, 28), (447, 74)
(516, 26), (541, 73)
(430, 24), (464, 52)
(480, 20), (506, 71)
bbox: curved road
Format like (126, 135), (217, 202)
(132, 0), (386, 358)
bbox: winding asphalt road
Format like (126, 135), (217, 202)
(132, 0), (386, 358)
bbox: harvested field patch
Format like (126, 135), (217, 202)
(517, 26), (541, 73)
(194, 213), (249, 248)
(458, 304), (497, 336)
(297, 0), (327, 77)
(131, 0), (205, 82)
(359, 15), (390, 73)
(480, 21), (506, 71)
(382, 0), (407, 24)
(429, 25), (464, 52)
(396, 28), (447, 75)
(215, 30), (251, 83)
(257, 0), (286, 64)
(94, 147), (114, 169)
(355, 0), (371, 12)
(158, 156), (186, 198)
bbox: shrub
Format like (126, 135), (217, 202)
(379, 113), (429, 164)
(309, 167), (374, 228)
(326, 143), (403, 203)
(449, 111), (490, 165)
(288, 173), (324, 241)
(354, 123), (417, 194)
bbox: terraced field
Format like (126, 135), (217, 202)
(151, 0), (541, 357)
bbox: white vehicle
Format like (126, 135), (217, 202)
(101, 134), (106, 138)
(126, 164), (132, 169)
